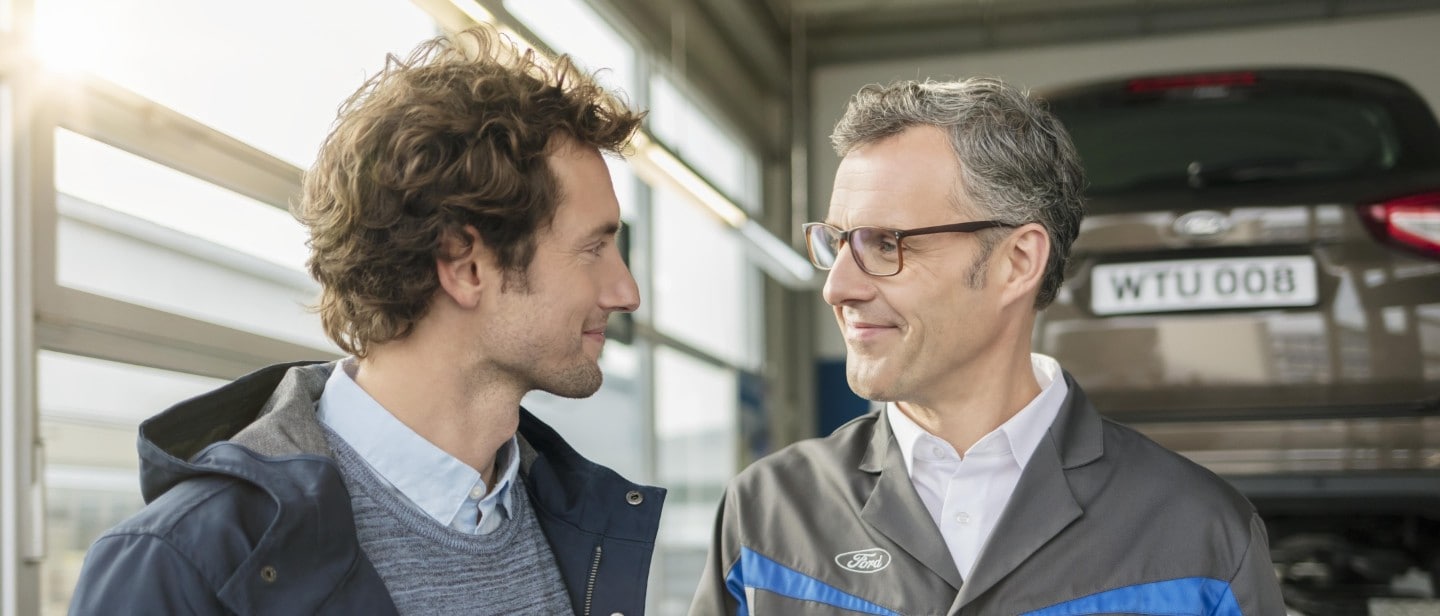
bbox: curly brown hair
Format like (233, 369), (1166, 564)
(295, 26), (643, 357)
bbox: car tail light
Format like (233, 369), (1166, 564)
(1126, 72), (1257, 93)
(1359, 192), (1440, 259)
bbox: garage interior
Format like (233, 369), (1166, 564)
(3, 0), (1440, 614)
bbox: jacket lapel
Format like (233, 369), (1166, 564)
(517, 409), (666, 616)
(950, 436), (1080, 610)
(952, 372), (1104, 611)
(858, 411), (965, 592)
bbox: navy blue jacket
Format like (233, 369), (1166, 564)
(69, 361), (666, 615)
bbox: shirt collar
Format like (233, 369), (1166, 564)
(886, 353), (1069, 474)
(316, 358), (518, 529)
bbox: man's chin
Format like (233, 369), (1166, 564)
(845, 365), (896, 402)
(538, 365), (604, 399)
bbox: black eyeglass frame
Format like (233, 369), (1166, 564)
(802, 220), (1018, 277)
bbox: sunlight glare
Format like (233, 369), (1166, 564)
(33, 0), (103, 75)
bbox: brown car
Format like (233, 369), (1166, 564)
(1039, 68), (1440, 614)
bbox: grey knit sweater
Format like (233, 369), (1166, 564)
(325, 429), (573, 615)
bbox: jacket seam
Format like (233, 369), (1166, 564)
(1210, 513), (1260, 616)
(523, 485), (657, 548)
(118, 474), (270, 600)
(1022, 576), (1231, 616)
(92, 531), (222, 600)
(127, 474), (254, 550)
(199, 441), (334, 473)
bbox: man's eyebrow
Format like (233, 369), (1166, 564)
(585, 221), (623, 240)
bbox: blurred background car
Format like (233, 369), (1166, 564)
(1039, 67), (1440, 616)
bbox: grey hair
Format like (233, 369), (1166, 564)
(830, 77), (1086, 309)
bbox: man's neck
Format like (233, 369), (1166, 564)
(896, 351), (1041, 455)
(352, 344), (522, 487)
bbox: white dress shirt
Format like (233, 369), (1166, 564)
(317, 358), (520, 535)
(886, 353), (1069, 579)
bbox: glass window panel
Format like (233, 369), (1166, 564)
(34, 0), (436, 167)
(652, 184), (756, 367)
(503, 0), (637, 99)
(39, 352), (227, 616)
(55, 131), (333, 350)
(1057, 95), (1406, 196)
(649, 75), (760, 211)
(651, 346), (737, 615)
(55, 129), (307, 272)
(522, 342), (648, 483)
(607, 157), (639, 221)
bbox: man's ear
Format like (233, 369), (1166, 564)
(436, 225), (488, 309)
(999, 223), (1050, 308)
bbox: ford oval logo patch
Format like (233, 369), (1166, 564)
(835, 548), (892, 573)
(1172, 210), (1232, 238)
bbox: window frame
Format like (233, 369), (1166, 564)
(34, 78), (333, 379)
(3, 6), (44, 613)
(3, 12), (343, 614)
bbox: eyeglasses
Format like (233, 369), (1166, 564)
(802, 220), (1016, 277)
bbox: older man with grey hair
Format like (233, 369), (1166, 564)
(689, 77), (1284, 615)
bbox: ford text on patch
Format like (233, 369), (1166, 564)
(835, 548), (892, 573)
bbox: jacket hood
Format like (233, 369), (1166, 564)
(136, 361), (333, 503)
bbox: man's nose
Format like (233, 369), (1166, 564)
(821, 244), (875, 307)
(605, 257), (641, 313)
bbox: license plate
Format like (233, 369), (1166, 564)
(1090, 256), (1318, 316)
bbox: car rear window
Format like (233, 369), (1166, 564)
(1057, 94), (1403, 194)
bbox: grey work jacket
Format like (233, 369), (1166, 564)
(690, 373), (1285, 615)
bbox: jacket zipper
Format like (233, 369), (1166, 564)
(583, 543), (602, 616)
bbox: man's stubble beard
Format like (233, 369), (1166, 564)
(538, 360), (604, 399)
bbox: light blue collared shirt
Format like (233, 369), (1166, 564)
(317, 359), (519, 535)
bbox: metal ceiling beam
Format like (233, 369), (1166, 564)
(796, 0), (1440, 66)
(693, 0), (790, 92)
(792, 0), (1143, 22)
(598, 0), (791, 156)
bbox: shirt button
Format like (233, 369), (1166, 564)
(625, 490), (644, 505)
(956, 512), (971, 525)
(931, 446), (945, 458)
(469, 486), (485, 500)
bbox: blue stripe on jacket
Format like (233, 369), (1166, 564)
(725, 546), (900, 615)
(1021, 577), (1241, 616)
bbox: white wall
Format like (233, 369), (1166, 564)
(809, 9), (1440, 358)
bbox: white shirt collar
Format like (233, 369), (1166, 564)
(316, 358), (519, 531)
(887, 353), (1069, 474)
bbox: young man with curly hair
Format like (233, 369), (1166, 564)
(69, 26), (662, 616)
